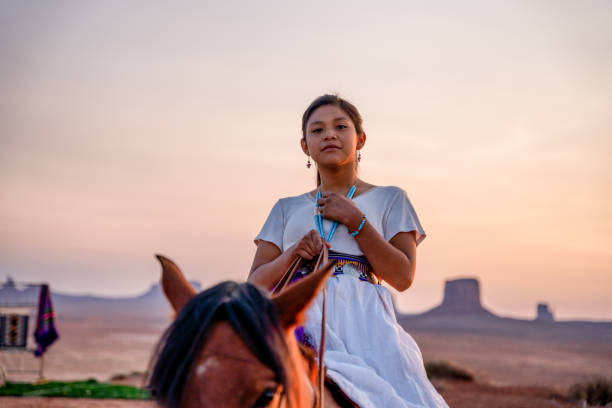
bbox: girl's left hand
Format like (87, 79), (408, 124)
(317, 191), (363, 230)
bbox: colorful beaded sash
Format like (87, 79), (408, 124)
(329, 251), (380, 285)
(290, 250), (380, 285)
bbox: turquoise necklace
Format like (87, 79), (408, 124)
(314, 185), (356, 242)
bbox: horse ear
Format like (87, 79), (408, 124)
(155, 254), (197, 315)
(271, 260), (336, 330)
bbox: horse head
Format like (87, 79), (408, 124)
(148, 254), (337, 408)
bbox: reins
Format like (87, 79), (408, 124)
(272, 244), (329, 408)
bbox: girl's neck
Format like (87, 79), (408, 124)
(318, 164), (359, 194)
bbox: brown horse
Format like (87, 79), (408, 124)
(148, 254), (356, 408)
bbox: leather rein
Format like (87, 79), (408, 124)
(271, 244), (329, 408)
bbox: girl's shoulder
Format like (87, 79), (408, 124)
(270, 191), (313, 216)
(273, 185), (408, 209)
(354, 185), (414, 216)
(277, 191), (313, 204)
(356, 184), (406, 200)
(299, 183), (406, 199)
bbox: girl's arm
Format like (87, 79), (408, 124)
(248, 230), (327, 291)
(347, 212), (417, 292)
(248, 242), (295, 291)
(318, 192), (417, 292)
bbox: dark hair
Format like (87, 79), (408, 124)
(301, 94), (364, 185)
(302, 94), (364, 138)
(147, 281), (291, 408)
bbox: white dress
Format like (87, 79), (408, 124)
(254, 186), (449, 408)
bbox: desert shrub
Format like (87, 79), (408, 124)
(424, 360), (474, 381)
(569, 376), (612, 406)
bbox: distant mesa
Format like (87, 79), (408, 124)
(419, 278), (496, 317)
(38, 280), (201, 322)
(536, 302), (554, 322)
(0, 276), (203, 322)
(397, 277), (612, 340)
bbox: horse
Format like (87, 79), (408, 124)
(147, 254), (357, 408)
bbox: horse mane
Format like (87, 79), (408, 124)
(147, 281), (292, 408)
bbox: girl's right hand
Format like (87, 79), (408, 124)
(291, 229), (330, 260)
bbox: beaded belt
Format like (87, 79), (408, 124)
(290, 250), (380, 285)
(328, 251), (380, 285)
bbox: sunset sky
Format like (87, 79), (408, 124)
(1, 1), (610, 320)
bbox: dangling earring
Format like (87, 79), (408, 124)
(306, 156), (312, 168)
(357, 151), (362, 162)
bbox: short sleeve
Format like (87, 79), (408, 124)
(383, 189), (427, 246)
(254, 200), (285, 251)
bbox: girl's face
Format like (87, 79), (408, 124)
(301, 104), (365, 169)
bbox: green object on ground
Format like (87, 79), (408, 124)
(0, 379), (151, 399)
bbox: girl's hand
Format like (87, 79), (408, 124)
(291, 229), (330, 260)
(317, 191), (363, 230)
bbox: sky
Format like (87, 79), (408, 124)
(1, 0), (610, 320)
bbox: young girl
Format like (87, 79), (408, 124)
(249, 95), (449, 407)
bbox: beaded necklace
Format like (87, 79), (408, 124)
(314, 185), (356, 242)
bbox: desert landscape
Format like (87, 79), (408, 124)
(2, 277), (611, 407)
(3, 1), (611, 406)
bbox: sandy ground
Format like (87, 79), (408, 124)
(0, 381), (583, 408)
(1, 319), (606, 407)
(433, 379), (581, 408)
(411, 329), (612, 389)
(1, 375), (584, 408)
(0, 319), (168, 382)
(5, 319), (608, 389)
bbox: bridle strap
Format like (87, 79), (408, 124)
(272, 245), (329, 408)
(271, 255), (303, 295)
(311, 245), (328, 408)
(318, 285), (327, 408)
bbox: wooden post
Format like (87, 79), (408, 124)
(38, 353), (44, 382)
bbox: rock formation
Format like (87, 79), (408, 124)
(420, 277), (495, 316)
(51, 281), (202, 321)
(398, 278), (611, 336)
(535, 303), (554, 322)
